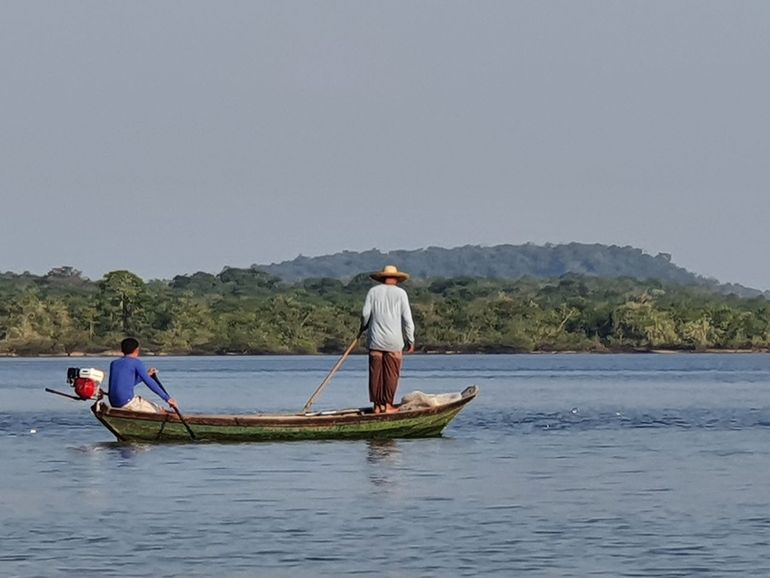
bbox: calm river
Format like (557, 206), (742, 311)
(2, 354), (770, 577)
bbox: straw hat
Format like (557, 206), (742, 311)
(370, 265), (410, 283)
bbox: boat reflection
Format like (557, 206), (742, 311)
(90, 440), (154, 461)
(366, 439), (401, 489)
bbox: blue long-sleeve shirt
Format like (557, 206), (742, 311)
(108, 356), (169, 407)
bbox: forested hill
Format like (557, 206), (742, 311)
(258, 243), (698, 283)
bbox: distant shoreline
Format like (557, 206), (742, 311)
(2, 348), (768, 358)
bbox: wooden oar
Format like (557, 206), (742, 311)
(302, 335), (360, 414)
(151, 375), (196, 440)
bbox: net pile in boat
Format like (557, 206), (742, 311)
(399, 391), (462, 411)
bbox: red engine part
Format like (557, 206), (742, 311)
(73, 378), (99, 400)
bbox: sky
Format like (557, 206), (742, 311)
(1, 1), (769, 287)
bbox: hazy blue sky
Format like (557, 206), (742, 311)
(1, 2), (769, 286)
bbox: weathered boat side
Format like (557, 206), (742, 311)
(91, 386), (478, 442)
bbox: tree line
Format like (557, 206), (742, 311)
(1, 265), (770, 355)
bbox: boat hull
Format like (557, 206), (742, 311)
(91, 386), (478, 443)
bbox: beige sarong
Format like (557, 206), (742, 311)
(119, 395), (163, 413)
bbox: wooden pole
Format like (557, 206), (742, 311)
(302, 335), (360, 414)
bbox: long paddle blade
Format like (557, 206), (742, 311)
(151, 375), (197, 441)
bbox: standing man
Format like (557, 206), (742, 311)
(108, 337), (177, 413)
(361, 265), (415, 414)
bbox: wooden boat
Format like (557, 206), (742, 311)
(91, 386), (479, 442)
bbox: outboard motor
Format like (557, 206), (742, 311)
(66, 367), (105, 400)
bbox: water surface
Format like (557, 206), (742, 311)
(2, 354), (770, 576)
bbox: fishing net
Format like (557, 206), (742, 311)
(399, 391), (462, 411)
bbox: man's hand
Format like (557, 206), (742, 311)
(406, 343), (416, 354)
(148, 367), (158, 377)
(167, 398), (178, 409)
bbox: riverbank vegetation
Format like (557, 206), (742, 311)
(2, 266), (770, 355)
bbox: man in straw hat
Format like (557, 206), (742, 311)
(361, 265), (415, 414)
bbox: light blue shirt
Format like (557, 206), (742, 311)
(361, 284), (415, 352)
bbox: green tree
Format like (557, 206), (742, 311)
(98, 270), (146, 335)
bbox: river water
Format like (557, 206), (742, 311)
(2, 354), (770, 577)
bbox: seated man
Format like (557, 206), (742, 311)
(108, 337), (177, 413)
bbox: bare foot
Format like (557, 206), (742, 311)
(384, 405), (400, 414)
(373, 405), (382, 414)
